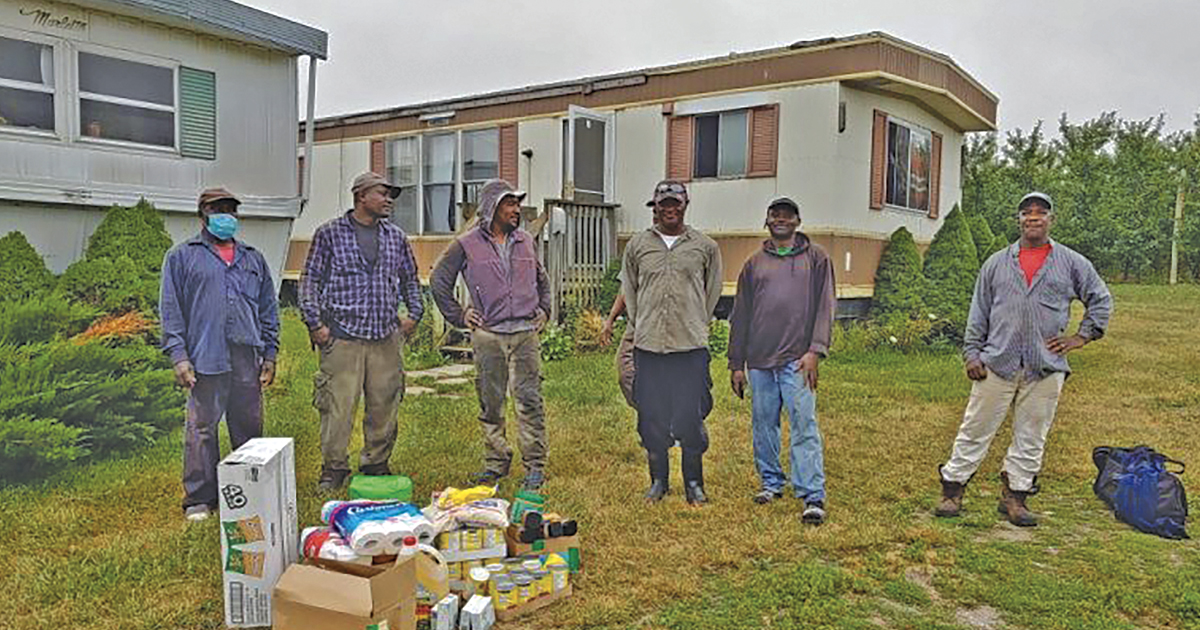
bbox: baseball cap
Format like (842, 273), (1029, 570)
(1018, 191), (1053, 212)
(198, 187), (240, 208)
(766, 196), (800, 215)
(645, 179), (689, 207)
(351, 172), (402, 199)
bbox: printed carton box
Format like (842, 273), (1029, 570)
(217, 438), (298, 627)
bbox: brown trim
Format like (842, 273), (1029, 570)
(499, 123), (518, 185)
(305, 35), (996, 143)
(928, 131), (942, 219)
(370, 139), (385, 175)
(666, 115), (693, 182)
(746, 104), (779, 178)
(870, 109), (887, 210)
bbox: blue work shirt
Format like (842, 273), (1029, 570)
(160, 231), (280, 375)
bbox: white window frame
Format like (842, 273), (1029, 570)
(884, 115), (933, 214)
(386, 134), (422, 234)
(460, 126), (500, 206)
(387, 125), (504, 235)
(692, 108), (749, 180)
(0, 27), (66, 140)
(73, 44), (179, 154)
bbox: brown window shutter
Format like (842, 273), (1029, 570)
(747, 104), (779, 178)
(499, 123), (519, 185)
(297, 155), (305, 196)
(928, 131), (943, 219)
(370, 139), (385, 175)
(870, 110), (887, 210)
(666, 115), (693, 181)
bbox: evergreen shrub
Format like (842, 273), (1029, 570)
(923, 205), (979, 342)
(870, 227), (926, 322)
(0, 231), (54, 302)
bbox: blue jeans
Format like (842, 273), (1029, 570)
(749, 361), (825, 501)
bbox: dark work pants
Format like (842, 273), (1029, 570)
(633, 348), (713, 454)
(182, 345), (263, 510)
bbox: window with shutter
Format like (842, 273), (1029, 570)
(499, 123), (518, 186)
(178, 66), (215, 159)
(881, 114), (934, 215)
(747, 104), (778, 178)
(928, 132), (942, 218)
(870, 109), (887, 210)
(370, 139), (385, 175)
(666, 115), (693, 181)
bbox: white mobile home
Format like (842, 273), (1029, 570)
(0, 0), (326, 282)
(291, 32), (997, 305)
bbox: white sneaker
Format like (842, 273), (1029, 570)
(185, 505), (211, 522)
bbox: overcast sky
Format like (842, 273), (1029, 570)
(246, 0), (1200, 136)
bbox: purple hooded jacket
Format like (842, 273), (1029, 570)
(430, 179), (551, 330)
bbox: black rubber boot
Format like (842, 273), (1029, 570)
(644, 449), (669, 502)
(682, 449), (707, 505)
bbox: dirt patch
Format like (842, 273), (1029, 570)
(956, 605), (1005, 629)
(903, 566), (941, 603)
(974, 524), (1034, 543)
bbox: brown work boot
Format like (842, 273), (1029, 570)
(934, 465), (966, 517)
(997, 472), (1038, 527)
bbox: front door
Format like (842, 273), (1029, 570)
(561, 105), (614, 203)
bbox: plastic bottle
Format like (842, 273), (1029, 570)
(397, 535), (419, 557)
(545, 553), (570, 592)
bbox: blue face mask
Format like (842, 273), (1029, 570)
(207, 213), (239, 240)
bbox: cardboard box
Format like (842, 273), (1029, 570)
(273, 555), (417, 630)
(495, 585), (573, 621)
(217, 438), (298, 627)
(504, 527), (581, 572)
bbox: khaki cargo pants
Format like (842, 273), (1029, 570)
(313, 329), (405, 473)
(472, 328), (546, 475)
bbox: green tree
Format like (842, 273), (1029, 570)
(923, 205), (978, 340)
(870, 227), (926, 321)
(0, 231), (54, 303)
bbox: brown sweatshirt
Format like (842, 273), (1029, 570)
(727, 233), (835, 371)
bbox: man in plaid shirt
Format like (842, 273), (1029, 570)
(300, 172), (424, 491)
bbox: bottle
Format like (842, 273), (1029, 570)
(545, 553), (570, 592)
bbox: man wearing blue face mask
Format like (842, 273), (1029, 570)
(160, 187), (281, 522)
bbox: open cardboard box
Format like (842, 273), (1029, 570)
(504, 526), (582, 572)
(272, 554), (417, 630)
(495, 585), (574, 621)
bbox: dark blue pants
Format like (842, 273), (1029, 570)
(182, 345), (263, 510)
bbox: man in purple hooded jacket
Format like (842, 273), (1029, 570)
(431, 179), (551, 490)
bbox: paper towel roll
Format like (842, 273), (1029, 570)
(395, 514), (437, 545)
(301, 526), (371, 564)
(347, 520), (391, 555)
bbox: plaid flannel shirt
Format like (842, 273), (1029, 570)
(299, 212), (423, 340)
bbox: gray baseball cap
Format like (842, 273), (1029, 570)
(766, 196), (800, 215)
(1018, 191), (1053, 212)
(351, 172), (401, 199)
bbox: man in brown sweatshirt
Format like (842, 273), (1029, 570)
(727, 197), (835, 524)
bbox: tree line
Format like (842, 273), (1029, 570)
(961, 112), (1200, 282)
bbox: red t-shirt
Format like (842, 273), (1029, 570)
(1019, 243), (1051, 285)
(215, 241), (236, 265)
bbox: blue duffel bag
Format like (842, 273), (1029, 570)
(1092, 446), (1189, 540)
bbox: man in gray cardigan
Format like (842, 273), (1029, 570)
(935, 192), (1111, 526)
(727, 197), (835, 525)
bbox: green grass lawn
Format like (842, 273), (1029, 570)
(1, 285), (1198, 629)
